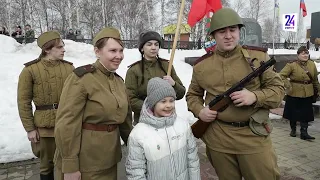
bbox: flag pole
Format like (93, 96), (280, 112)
(167, 0), (186, 76)
(297, 2), (301, 47)
(272, 0), (276, 56)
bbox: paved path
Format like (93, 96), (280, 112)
(1, 117), (320, 180)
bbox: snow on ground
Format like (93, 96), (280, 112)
(1, 34), (320, 163)
(269, 113), (283, 120)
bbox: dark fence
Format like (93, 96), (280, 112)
(9, 37), (319, 51)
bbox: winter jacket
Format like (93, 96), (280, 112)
(126, 100), (200, 180)
(0, 31), (9, 36)
(25, 29), (35, 43)
(66, 32), (76, 40)
(17, 58), (74, 135)
(125, 58), (186, 122)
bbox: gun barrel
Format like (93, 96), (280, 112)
(224, 58), (276, 96)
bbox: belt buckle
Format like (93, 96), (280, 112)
(236, 122), (241, 127)
(304, 81), (309, 84)
(231, 122), (241, 127)
(106, 125), (111, 132)
(52, 103), (58, 109)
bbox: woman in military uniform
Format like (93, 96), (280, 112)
(54, 27), (133, 180)
(125, 31), (186, 125)
(17, 31), (74, 180)
(280, 46), (318, 140)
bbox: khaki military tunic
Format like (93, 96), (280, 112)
(54, 60), (133, 178)
(186, 45), (284, 180)
(125, 58), (186, 122)
(17, 58), (74, 175)
(279, 60), (320, 97)
(186, 45), (285, 154)
(18, 58), (74, 134)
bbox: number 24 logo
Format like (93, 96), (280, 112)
(285, 15), (295, 26)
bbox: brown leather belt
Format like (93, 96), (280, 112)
(36, 103), (58, 110)
(82, 123), (118, 132)
(290, 80), (312, 84)
(217, 120), (249, 127)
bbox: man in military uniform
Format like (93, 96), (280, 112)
(24, 24), (35, 44)
(17, 31), (74, 180)
(186, 8), (284, 180)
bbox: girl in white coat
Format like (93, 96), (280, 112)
(126, 77), (200, 180)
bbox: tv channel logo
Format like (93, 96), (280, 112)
(282, 13), (298, 32)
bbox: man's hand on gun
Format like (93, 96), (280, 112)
(199, 106), (217, 122)
(198, 89), (256, 123)
(230, 88), (257, 107)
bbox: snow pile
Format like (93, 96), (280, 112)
(1, 35), (319, 163)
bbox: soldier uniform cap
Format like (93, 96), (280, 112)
(37, 31), (61, 48)
(93, 27), (122, 47)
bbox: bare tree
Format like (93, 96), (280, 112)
(262, 17), (273, 42)
(232, 0), (248, 16)
(49, 0), (68, 35)
(99, 0), (116, 27)
(114, 0), (156, 40)
(79, 0), (102, 38)
(15, 0), (28, 27)
(38, 0), (49, 31)
(0, 0), (9, 29)
(245, 0), (271, 23)
(160, 0), (165, 36)
(0, 0), (235, 41)
(221, 0), (230, 7)
(284, 31), (296, 43)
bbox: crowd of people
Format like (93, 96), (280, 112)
(1, 24), (35, 44)
(15, 7), (318, 180)
(0, 25), (85, 44)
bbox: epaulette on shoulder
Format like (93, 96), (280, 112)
(60, 59), (73, 65)
(73, 64), (96, 77)
(242, 45), (268, 53)
(115, 73), (124, 82)
(159, 58), (169, 62)
(24, 58), (41, 67)
(127, 60), (142, 68)
(194, 51), (214, 66)
(288, 60), (297, 63)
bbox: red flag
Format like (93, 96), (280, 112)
(188, 0), (222, 27)
(300, 0), (307, 17)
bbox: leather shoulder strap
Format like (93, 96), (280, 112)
(296, 62), (313, 80)
(241, 48), (257, 71)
